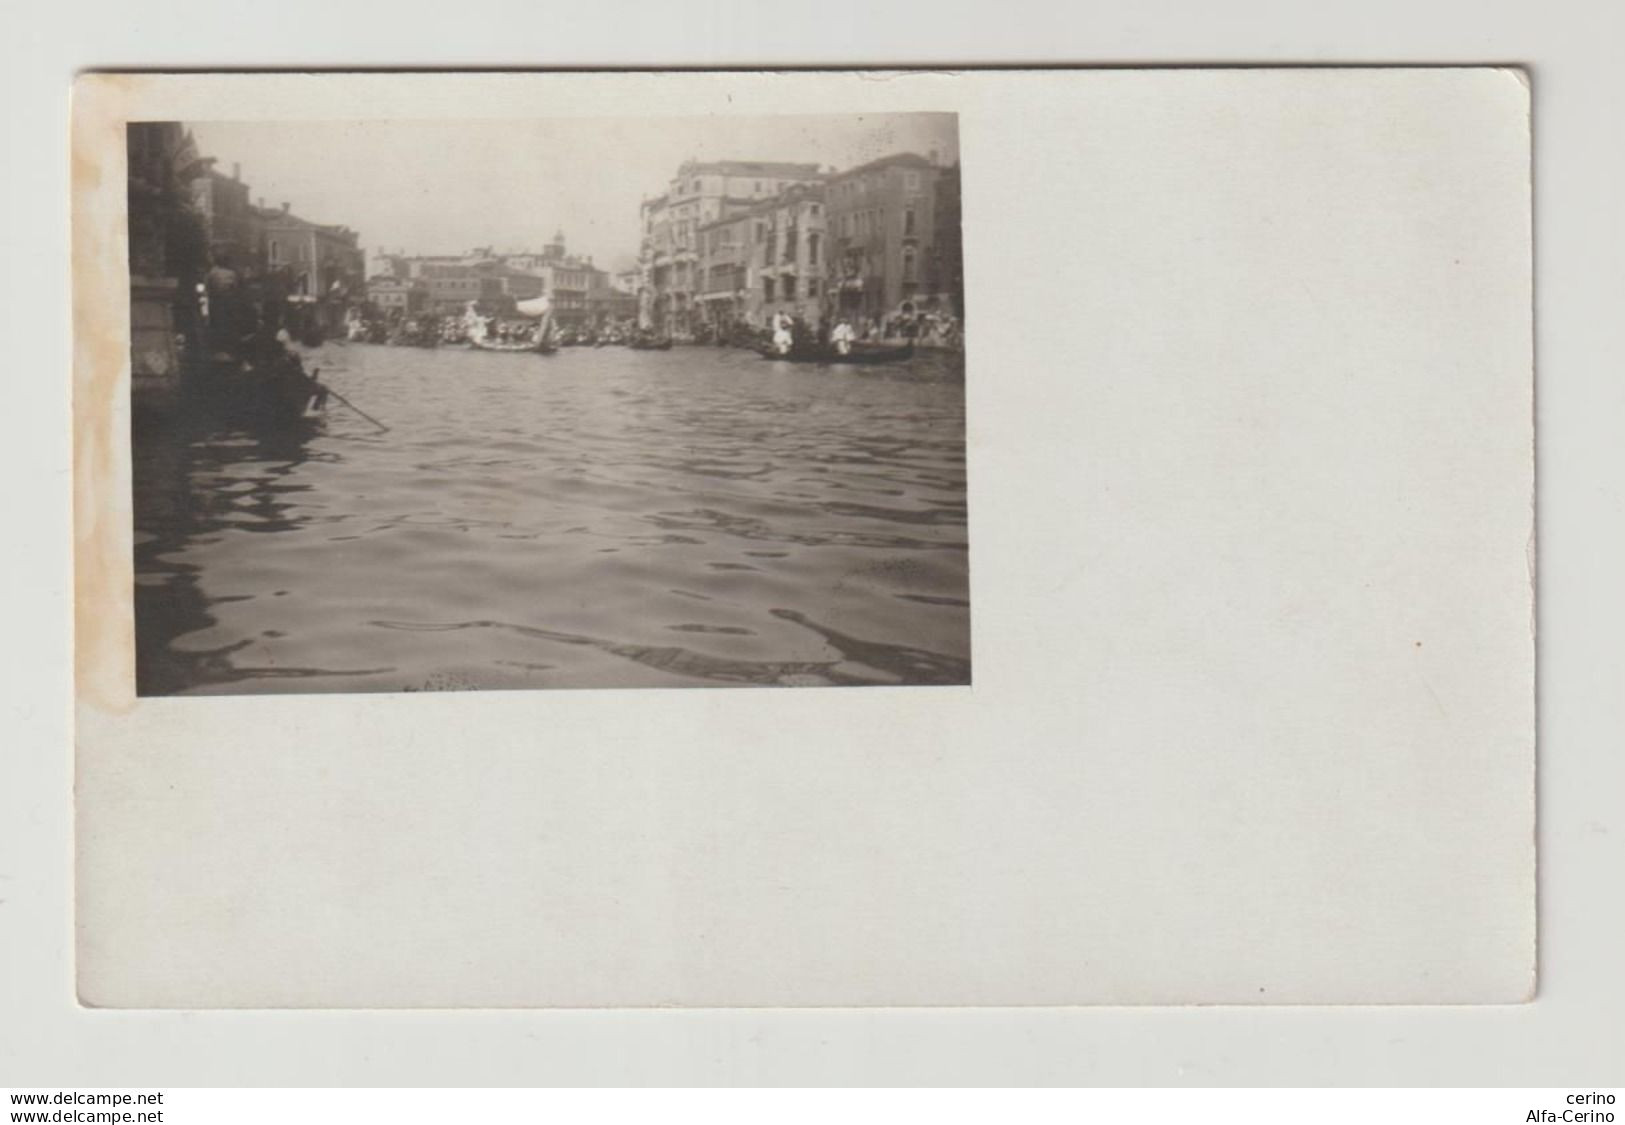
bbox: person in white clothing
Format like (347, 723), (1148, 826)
(830, 317), (855, 356)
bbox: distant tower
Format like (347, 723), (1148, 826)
(546, 228), (566, 260)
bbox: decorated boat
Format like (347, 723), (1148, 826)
(463, 298), (558, 354)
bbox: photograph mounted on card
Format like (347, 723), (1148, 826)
(73, 69), (1532, 1008)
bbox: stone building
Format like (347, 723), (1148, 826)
(259, 204), (366, 322)
(586, 279), (637, 326)
(189, 163), (260, 272)
(693, 210), (758, 331)
(751, 183), (829, 328)
(126, 122), (210, 403)
(928, 162), (964, 322)
(639, 160), (824, 334)
(824, 152), (942, 321)
(417, 262), (494, 315)
(365, 276), (428, 316)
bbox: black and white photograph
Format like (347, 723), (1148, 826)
(126, 113), (967, 695)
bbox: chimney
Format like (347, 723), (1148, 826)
(232, 162), (240, 181)
(282, 202), (290, 215)
(929, 148), (939, 166)
(256, 196), (264, 209)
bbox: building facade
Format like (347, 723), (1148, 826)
(127, 123), (210, 399)
(189, 164), (261, 272)
(639, 160), (825, 335)
(373, 234), (611, 322)
(824, 152), (941, 321)
(752, 183), (829, 327)
(694, 210), (757, 330)
(585, 280), (637, 325)
(417, 261), (494, 315)
(260, 205), (366, 307)
(365, 275), (428, 315)
(928, 162), (963, 322)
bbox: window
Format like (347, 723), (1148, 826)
(902, 246), (917, 282)
(808, 233), (820, 266)
(807, 279), (819, 297)
(763, 277), (775, 301)
(905, 171), (921, 191)
(783, 277), (796, 299)
(904, 208), (916, 236)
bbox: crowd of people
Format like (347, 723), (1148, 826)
(691, 305), (964, 353)
(757, 306), (962, 356)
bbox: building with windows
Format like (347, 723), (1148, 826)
(928, 161), (963, 322)
(586, 279), (638, 326)
(824, 152), (942, 321)
(366, 275), (428, 316)
(127, 122), (210, 400)
(639, 160), (825, 334)
(694, 210), (758, 331)
(504, 231), (607, 328)
(371, 234), (607, 320)
(189, 163), (261, 272)
(417, 261), (493, 314)
(751, 183), (829, 327)
(259, 204), (366, 308)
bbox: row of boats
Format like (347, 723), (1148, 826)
(352, 303), (918, 366)
(358, 322), (914, 365)
(467, 331), (913, 365)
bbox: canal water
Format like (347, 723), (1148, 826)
(132, 342), (970, 694)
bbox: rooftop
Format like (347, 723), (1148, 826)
(680, 160), (823, 178)
(829, 151), (938, 179)
(256, 206), (357, 239)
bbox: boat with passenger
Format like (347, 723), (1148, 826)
(463, 298), (558, 354)
(627, 329), (674, 350)
(756, 341), (915, 366)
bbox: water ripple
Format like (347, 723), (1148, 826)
(132, 344), (969, 694)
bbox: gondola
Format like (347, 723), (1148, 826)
(756, 342), (915, 366)
(469, 334), (556, 355)
(628, 336), (674, 351)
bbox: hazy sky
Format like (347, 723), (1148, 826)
(188, 114), (958, 274)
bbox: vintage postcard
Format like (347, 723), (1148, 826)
(73, 69), (1533, 1007)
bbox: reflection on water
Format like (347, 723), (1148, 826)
(133, 343), (970, 694)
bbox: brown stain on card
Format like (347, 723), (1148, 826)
(73, 74), (148, 715)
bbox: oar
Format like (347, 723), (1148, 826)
(310, 369), (390, 432)
(326, 387), (389, 432)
